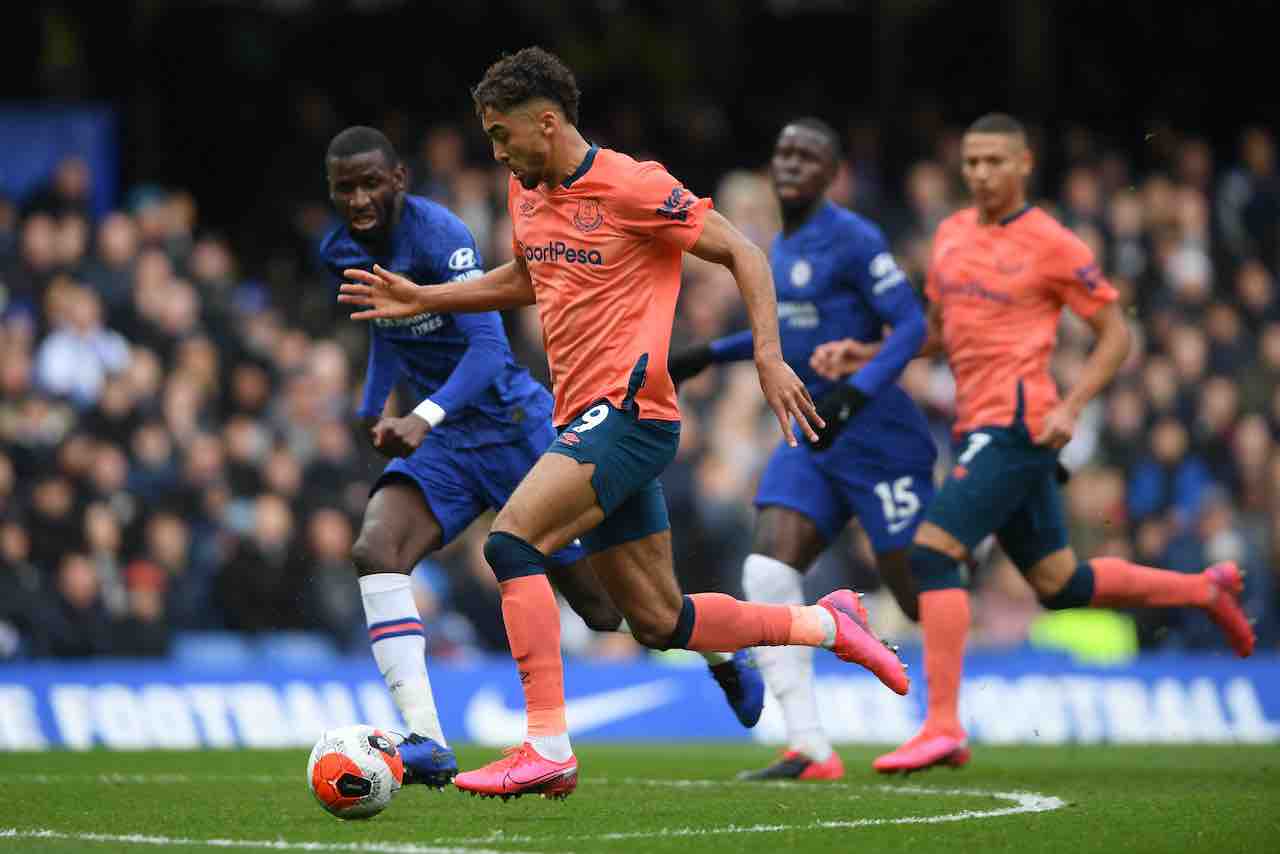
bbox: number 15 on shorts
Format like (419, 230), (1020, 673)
(875, 476), (920, 534)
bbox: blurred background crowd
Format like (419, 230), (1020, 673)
(0, 1), (1275, 664)
(2, 114), (1278, 663)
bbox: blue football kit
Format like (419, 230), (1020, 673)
(708, 202), (937, 551)
(320, 194), (583, 565)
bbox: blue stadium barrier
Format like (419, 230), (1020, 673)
(0, 650), (1275, 751)
(169, 632), (255, 668)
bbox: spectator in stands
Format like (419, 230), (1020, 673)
(46, 552), (114, 657)
(33, 285), (129, 409)
(216, 493), (303, 632)
(1128, 417), (1213, 529)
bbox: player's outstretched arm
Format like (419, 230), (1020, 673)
(1036, 302), (1130, 448)
(338, 259), (536, 320)
(688, 209), (822, 446)
(810, 302), (944, 380)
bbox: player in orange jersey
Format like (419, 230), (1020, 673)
(812, 113), (1255, 774)
(339, 47), (909, 799)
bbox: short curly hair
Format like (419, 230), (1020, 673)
(472, 47), (581, 126)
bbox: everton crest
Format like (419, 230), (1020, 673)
(573, 198), (605, 233)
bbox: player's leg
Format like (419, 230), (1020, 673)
(476, 420), (625, 635)
(452, 445), (604, 798)
(737, 505), (843, 779)
(581, 479), (906, 693)
(874, 428), (1043, 774)
(352, 458), (479, 787)
(1004, 475), (1254, 656)
(737, 440), (845, 777)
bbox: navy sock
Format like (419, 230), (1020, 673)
(1040, 562), (1096, 610)
(662, 596), (696, 650)
(482, 531), (547, 583)
(912, 545), (965, 592)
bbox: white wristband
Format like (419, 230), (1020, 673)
(411, 398), (446, 428)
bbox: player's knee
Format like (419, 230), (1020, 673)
(625, 601), (681, 649)
(572, 596), (624, 633)
(483, 531), (547, 582)
(350, 532), (397, 577)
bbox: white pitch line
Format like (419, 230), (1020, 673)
(4, 774), (290, 785)
(0, 828), (542, 854)
(2, 776), (1069, 851)
(429, 780), (1066, 846)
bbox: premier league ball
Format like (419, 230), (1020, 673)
(306, 725), (405, 819)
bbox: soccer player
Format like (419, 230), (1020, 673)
(812, 113), (1255, 774)
(338, 47), (909, 800)
(321, 126), (764, 789)
(667, 119), (936, 781)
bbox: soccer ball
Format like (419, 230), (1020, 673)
(307, 725), (405, 819)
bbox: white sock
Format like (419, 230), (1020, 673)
(742, 554), (832, 761)
(617, 617), (730, 664)
(359, 573), (446, 747)
(529, 732), (573, 762)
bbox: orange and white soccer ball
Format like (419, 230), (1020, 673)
(306, 725), (405, 819)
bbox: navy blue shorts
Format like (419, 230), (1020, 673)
(375, 421), (585, 569)
(547, 401), (680, 554)
(755, 439), (936, 553)
(925, 424), (1068, 572)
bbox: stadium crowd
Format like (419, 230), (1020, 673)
(1, 118), (1278, 661)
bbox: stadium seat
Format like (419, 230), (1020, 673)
(170, 631), (255, 667)
(255, 631), (341, 666)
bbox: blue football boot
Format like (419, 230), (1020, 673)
(397, 733), (458, 788)
(709, 649), (765, 728)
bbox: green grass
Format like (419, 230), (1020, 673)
(4, 744), (1279, 853)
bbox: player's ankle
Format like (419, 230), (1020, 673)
(528, 732), (573, 762)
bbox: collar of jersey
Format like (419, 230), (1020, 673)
(560, 144), (599, 189)
(998, 204), (1032, 226)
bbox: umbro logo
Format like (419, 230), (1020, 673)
(519, 199), (538, 217)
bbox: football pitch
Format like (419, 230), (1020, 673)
(3, 744), (1278, 853)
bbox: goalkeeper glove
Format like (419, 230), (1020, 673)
(809, 383), (869, 451)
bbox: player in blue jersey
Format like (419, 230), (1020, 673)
(321, 127), (763, 787)
(669, 119), (937, 780)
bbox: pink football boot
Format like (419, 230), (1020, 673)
(453, 743), (578, 801)
(873, 731), (971, 774)
(1203, 562), (1255, 658)
(817, 589), (910, 695)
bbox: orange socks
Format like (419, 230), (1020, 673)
(919, 588), (970, 736)
(1089, 557), (1212, 608)
(499, 575), (566, 737)
(684, 593), (828, 652)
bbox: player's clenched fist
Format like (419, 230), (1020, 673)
(1034, 402), (1078, 450)
(809, 338), (880, 381)
(339, 264), (431, 320)
(370, 414), (431, 458)
(756, 354), (823, 447)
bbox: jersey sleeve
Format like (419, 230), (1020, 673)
(612, 162), (712, 250)
(844, 230), (927, 396)
(418, 215), (507, 415)
(1043, 227), (1118, 318)
(427, 214), (484, 284)
(358, 328), (401, 420)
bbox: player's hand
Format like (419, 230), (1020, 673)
(756, 353), (823, 447)
(810, 338), (881, 380)
(668, 344), (715, 387)
(338, 265), (431, 321)
(370, 415), (431, 458)
(1035, 403), (1078, 450)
